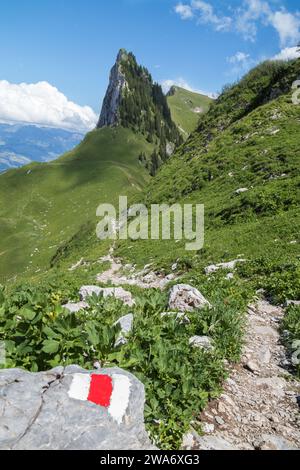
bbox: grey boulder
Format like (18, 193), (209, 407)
(168, 284), (211, 312)
(79, 286), (135, 307)
(114, 314), (134, 347)
(205, 259), (246, 275)
(0, 366), (154, 450)
(189, 336), (214, 351)
(62, 301), (89, 313)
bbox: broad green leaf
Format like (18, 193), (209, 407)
(42, 339), (60, 354)
(20, 308), (37, 321)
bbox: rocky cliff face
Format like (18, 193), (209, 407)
(97, 49), (128, 128)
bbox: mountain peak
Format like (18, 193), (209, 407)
(166, 85), (177, 97)
(97, 50), (181, 150)
(116, 48), (129, 63)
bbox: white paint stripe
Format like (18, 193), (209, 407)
(68, 373), (91, 401)
(108, 374), (131, 424)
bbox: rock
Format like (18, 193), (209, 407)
(235, 188), (249, 194)
(171, 263), (178, 271)
(215, 416), (225, 426)
(202, 423), (215, 434)
(168, 284), (211, 312)
(97, 50), (128, 128)
(256, 434), (297, 450)
(165, 274), (176, 281)
(79, 285), (102, 299)
(197, 435), (236, 450)
(62, 301), (89, 313)
(143, 273), (157, 283)
(244, 360), (260, 374)
(256, 377), (286, 398)
(79, 286), (135, 307)
(205, 259), (246, 275)
(166, 142), (175, 157)
(225, 273), (234, 280)
(189, 336), (214, 351)
(285, 300), (300, 307)
(218, 402), (227, 414)
(0, 366), (154, 450)
(253, 325), (278, 339)
(182, 432), (196, 450)
(114, 314), (134, 347)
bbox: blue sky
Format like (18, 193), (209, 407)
(0, 0), (299, 130)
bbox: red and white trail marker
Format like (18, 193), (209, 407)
(68, 373), (131, 424)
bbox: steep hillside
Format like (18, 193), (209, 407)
(167, 86), (212, 137)
(0, 127), (152, 282)
(0, 49), (183, 282)
(116, 59), (300, 304)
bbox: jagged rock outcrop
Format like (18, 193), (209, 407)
(0, 366), (155, 450)
(97, 49), (128, 128)
(96, 49), (181, 159)
(168, 284), (211, 312)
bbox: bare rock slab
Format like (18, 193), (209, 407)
(0, 366), (154, 450)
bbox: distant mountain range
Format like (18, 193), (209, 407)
(0, 124), (84, 172)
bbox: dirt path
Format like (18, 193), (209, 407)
(185, 301), (300, 450)
(97, 251), (300, 450)
(96, 248), (178, 290)
(75, 248), (300, 450)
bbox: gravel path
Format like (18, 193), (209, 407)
(184, 301), (300, 450)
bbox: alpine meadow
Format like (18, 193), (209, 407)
(0, 0), (300, 453)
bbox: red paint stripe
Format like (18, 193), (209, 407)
(87, 374), (113, 407)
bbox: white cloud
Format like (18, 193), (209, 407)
(272, 46), (300, 61)
(269, 11), (300, 47)
(226, 51), (256, 76)
(0, 80), (98, 132)
(227, 51), (250, 64)
(175, 0), (300, 46)
(191, 0), (232, 31)
(174, 3), (194, 20)
(235, 0), (271, 41)
(161, 78), (217, 99)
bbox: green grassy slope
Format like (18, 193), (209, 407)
(0, 127), (152, 282)
(116, 59), (300, 304)
(167, 86), (213, 137)
(1, 60), (300, 450)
